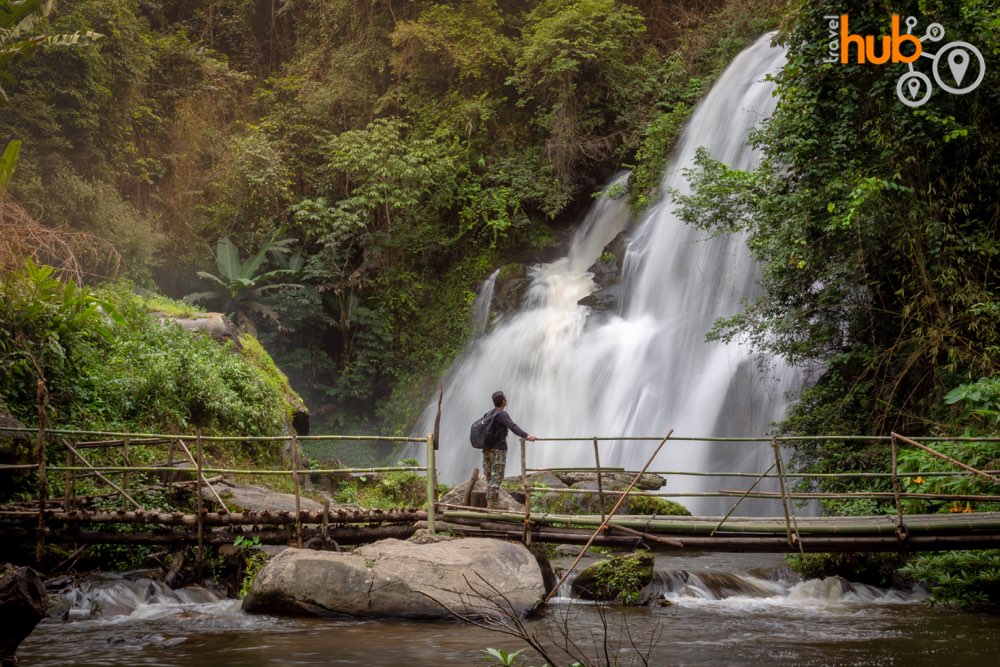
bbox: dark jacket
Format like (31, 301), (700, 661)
(487, 409), (529, 451)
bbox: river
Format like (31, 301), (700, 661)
(19, 553), (1000, 666)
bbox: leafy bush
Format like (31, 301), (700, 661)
(786, 552), (907, 589)
(332, 462), (428, 509)
(901, 550), (1000, 610)
(0, 263), (294, 449)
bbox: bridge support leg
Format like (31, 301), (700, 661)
(426, 433), (436, 534)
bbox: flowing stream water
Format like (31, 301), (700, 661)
(19, 556), (1000, 666)
(415, 33), (800, 516)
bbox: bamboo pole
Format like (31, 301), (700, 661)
(771, 437), (800, 548)
(35, 380), (47, 568)
(605, 523), (683, 548)
(426, 521), (1000, 553)
(196, 434), (204, 572)
(176, 439), (229, 513)
(711, 462), (776, 536)
(718, 490), (1000, 502)
(63, 442), (74, 513)
(122, 436), (130, 495)
(0, 426), (427, 443)
(62, 441), (145, 511)
(426, 433), (436, 534)
(0, 508), (428, 525)
(892, 432), (1000, 484)
(4, 425), (1000, 445)
(593, 437), (606, 522)
(521, 438), (531, 545)
(542, 429), (673, 604)
(46, 465), (426, 475)
(462, 468), (480, 506)
(891, 435), (906, 539)
(292, 433), (302, 548)
(322, 499), (330, 542)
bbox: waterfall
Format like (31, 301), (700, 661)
(418, 33), (799, 515)
(471, 269), (501, 336)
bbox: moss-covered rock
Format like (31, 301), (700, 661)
(571, 550), (655, 604)
(534, 479), (690, 516)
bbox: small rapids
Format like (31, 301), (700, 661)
(553, 553), (925, 614)
(20, 557), (999, 667)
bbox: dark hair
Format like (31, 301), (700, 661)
(492, 391), (506, 407)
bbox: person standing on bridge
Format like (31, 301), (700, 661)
(483, 390), (537, 509)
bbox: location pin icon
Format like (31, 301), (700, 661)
(907, 77), (921, 99)
(948, 49), (970, 86)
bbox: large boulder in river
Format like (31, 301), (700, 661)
(242, 538), (544, 619)
(0, 565), (47, 665)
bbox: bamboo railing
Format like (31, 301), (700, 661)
(504, 431), (1000, 552)
(2, 425), (1000, 560)
(0, 426), (436, 566)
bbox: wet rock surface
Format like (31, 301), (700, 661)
(0, 565), (47, 665)
(243, 538), (545, 620)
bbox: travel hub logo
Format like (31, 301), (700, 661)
(824, 14), (986, 108)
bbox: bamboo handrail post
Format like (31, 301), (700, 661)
(593, 437), (606, 522)
(35, 381), (47, 568)
(771, 437), (800, 549)
(520, 438), (531, 546)
(292, 433), (302, 548)
(426, 433), (436, 534)
(195, 434), (204, 574)
(543, 429), (673, 604)
(63, 440), (74, 512)
(322, 499), (330, 543)
(711, 462), (777, 536)
(462, 468), (479, 506)
(891, 435), (907, 540)
(122, 437), (130, 496)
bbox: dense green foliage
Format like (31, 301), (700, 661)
(0, 260), (292, 435)
(0, 0), (787, 434)
(676, 0), (1000, 468)
(786, 552), (907, 589)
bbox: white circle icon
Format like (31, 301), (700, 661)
(897, 70), (932, 107)
(932, 41), (986, 95)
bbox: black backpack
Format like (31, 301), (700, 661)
(470, 408), (500, 449)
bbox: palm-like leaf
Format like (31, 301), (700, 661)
(214, 237), (242, 282)
(0, 0), (45, 31)
(182, 291), (223, 304)
(194, 271), (227, 287)
(185, 235), (302, 332)
(0, 138), (19, 196)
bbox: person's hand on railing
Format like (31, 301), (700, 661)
(525, 435), (538, 441)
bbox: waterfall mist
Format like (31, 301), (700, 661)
(416, 34), (800, 515)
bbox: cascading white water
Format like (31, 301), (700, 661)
(417, 33), (799, 515)
(471, 268), (501, 336)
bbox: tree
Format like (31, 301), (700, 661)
(0, 0), (102, 100)
(184, 236), (301, 333)
(510, 0), (650, 177)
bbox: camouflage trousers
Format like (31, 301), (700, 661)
(482, 448), (507, 508)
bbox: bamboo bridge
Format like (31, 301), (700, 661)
(1, 426), (999, 569)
